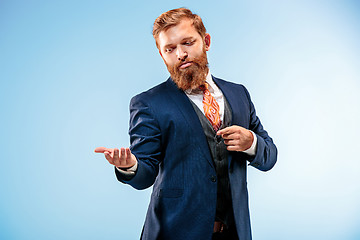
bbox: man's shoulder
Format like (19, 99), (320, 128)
(212, 75), (247, 92)
(133, 79), (168, 97)
(131, 77), (178, 104)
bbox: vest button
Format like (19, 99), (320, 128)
(210, 176), (217, 182)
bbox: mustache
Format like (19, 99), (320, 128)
(174, 60), (195, 70)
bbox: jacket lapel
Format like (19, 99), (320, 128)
(212, 77), (233, 118)
(212, 76), (247, 127)
(164, 78), (214, 168)
(212, 76), (246, 169)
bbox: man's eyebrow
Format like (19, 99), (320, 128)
(163, 37), (196, 49)
(181, 37), (195, 42)
(163, 43), (175, 49)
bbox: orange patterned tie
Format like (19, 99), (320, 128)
(199, 83), (221, 131)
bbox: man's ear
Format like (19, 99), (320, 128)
(204, 33), (211, 51)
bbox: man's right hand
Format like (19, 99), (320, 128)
(94, 147), (137, 169)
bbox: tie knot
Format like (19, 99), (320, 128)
(199, 83), (209, 92)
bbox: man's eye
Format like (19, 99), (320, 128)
(166, 48), (173, 53)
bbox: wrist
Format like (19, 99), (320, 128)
(116, 160), (138, 172)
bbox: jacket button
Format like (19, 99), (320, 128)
(210, 176), (217, 182)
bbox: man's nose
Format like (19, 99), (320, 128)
(176, 47), (188, 61)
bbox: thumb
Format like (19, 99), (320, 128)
(94, 147), (108, 153)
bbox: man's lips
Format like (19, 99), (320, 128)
(179, 61), (193, 69)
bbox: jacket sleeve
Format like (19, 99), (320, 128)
(115, 94), (163, 190)
(243, 86), (278, 171)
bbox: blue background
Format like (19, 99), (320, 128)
(1, 0), (360, 239)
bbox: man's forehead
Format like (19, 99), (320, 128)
(158, 19), (200, 46)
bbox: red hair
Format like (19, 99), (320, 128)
(152, 8), (207, 48)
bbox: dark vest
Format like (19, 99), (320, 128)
(190, 96), (235, 227)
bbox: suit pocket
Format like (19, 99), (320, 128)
(159, 188), (183, 198)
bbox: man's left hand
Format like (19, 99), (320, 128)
(217, 125), (254, 152)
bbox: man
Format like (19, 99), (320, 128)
(95, 8), (277, 240)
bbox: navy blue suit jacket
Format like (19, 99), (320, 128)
(116, 76), (277, 240)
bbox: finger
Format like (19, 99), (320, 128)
(116, 148), (125, 166)
(125, 148), (131, 161)
(104, 150), (112, 157)
(125, 148), (136, 167)
(218, 126), (240, 136)
(223, 139), (238, 146)
(221, 132), (239, 140)
(221, 133), (231, 140)
(226, 145), (241, 152)
(104, 152), (114, 164)
(217, 126), (233, 136)
(113, 148), (120, 163)
(218, 125), (246, 136)
(94, 147), (109, 153)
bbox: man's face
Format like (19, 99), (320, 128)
(157, 19), (211, 90)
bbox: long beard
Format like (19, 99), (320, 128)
(166, 50), (209, 91)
